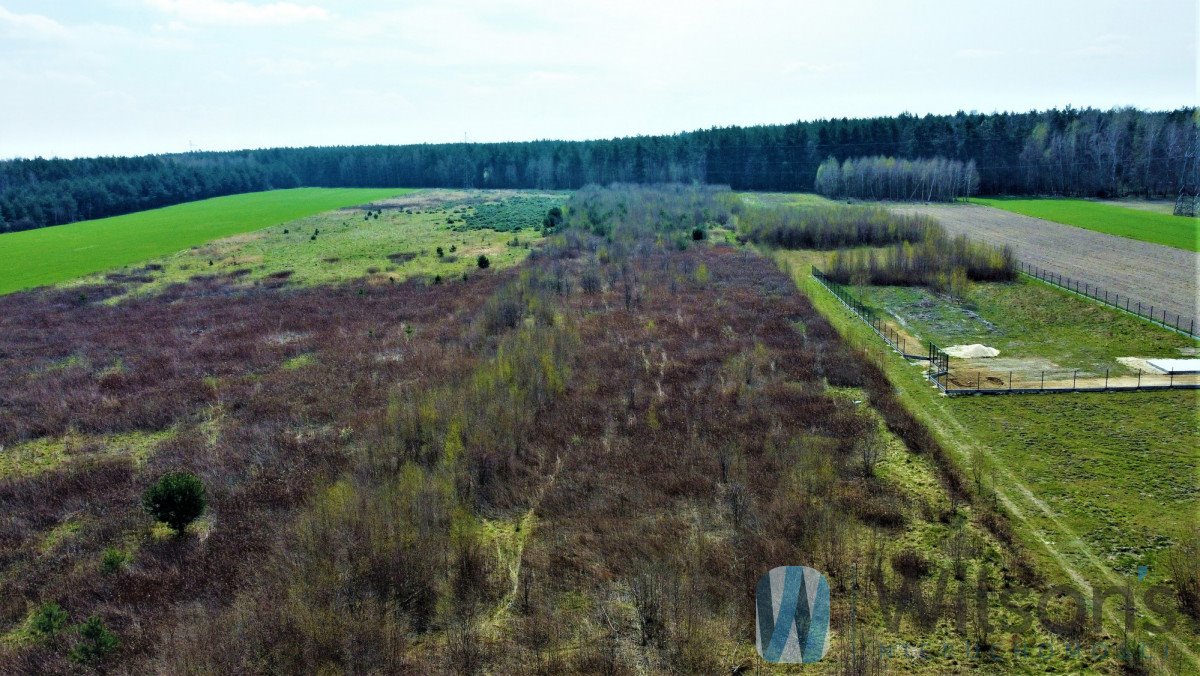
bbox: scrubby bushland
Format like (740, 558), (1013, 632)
(0, 185), (1068, 673)
(740, 204), (936, 249)
(563, 182), (737, 241)
(0, 267), (508, 671)
(814, 155), (980, 201)
(824, 232), (1016, 292)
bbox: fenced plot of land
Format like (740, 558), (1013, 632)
(893, 203), (1199, 324)
(837, 274), (1199, 393)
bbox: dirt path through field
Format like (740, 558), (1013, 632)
(893, 203), (1199, 324)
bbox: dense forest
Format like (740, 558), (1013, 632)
(1, 106), (1196, 232)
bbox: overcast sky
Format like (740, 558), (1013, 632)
(1, 0), (1195, 159)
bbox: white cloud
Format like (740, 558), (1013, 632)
(146, 0), (330, 26)
(0, 5), (70, 39)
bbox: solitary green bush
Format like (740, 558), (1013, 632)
(29, 602), (68, 639)
(436, 246), (444, 257)
(691, 227), (705, 241)
(69, 616), (118, 664)
(477, 255), (490, 269)
(100, 547), (129, 574)
(142, 472), (207, 534)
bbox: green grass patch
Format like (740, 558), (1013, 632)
(954, 390), (1199, 578)
(737, 191), (836, 208)
(0, 429), (173, 479)
(0, 188), (414, 294)
(970, 197), (1199, 251)
(282, 354), (316, 370)
(62, 191), (544, 299)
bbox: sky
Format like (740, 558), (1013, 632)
(0, 0), (1196, 159)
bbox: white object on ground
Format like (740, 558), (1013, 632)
(943, 344), (1000, 358)
(1146, 358), (1200, 374)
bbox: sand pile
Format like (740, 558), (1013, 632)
(943, 344), (1000, 358)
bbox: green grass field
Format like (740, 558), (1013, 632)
(0, 188), (413, 294)
(737, 191), (835, 208)
(970, 197), (1199, 251)
(954, 391), (1199, 576)
(64, 190), (553, 299)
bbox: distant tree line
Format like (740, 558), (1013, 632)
(1, 106), (1195, 232)
(814, 156), (980, 201)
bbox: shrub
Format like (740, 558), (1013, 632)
(824, 231), (1015, 288)
(891, 549), (931, 579)
(1166, 527), (1200, 619)
(436, 246), (444, 257)
(741, 204), (934, 250)
(543, 206), (564, 230)
(142, 471), (207, 534)
(691, 226), (705, 240)
(100, 547), (129, 574)
(477, 255), (490, 269)
(69, 616), (118, 664)
(29, 602), (69, 639)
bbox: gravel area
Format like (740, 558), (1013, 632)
(893, 203), (1200, 325)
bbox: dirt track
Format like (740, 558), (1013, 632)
(893, 203), (1199, 325)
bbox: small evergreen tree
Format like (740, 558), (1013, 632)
(29, 602), (68, 640)
(69, 616), (118, 664)
(477, 255), (490, 269)
(142, 472), (207, 534)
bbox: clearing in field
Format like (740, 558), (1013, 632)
(970, 196), (1199, 251)
(0, 187), (414, 295)
(61, 189), (560, 300)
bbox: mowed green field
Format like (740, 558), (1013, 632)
(0, 188), (413, 294)
(970, 197), (1199, 251)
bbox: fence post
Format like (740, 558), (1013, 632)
(1137, 370), (1141, 389)
(1073, 370), (1077, 389)
(977, 372), (980, 390)
(1104, 369), (1108, 390)
(1008, 371), (1012, 391)
(1171, 371), (1175, 387)
(1041, 371), (1044, 390)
